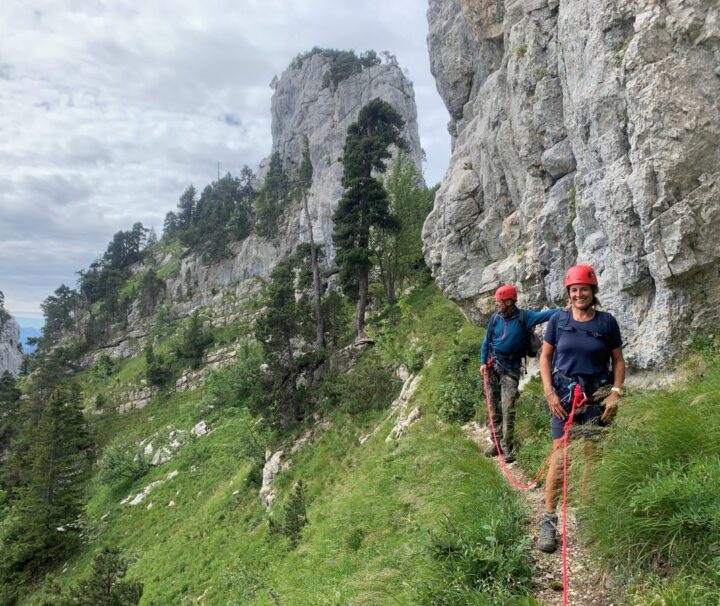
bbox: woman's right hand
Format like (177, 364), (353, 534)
(546, 392), (567, 419)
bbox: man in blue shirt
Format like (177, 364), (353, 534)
(479, 285), (561, 463)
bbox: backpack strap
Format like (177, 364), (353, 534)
(554, 310), (572, 348)
(555, 310), (610, 347)
(487, 313), (498, 356)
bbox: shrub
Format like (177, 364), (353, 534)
(175, 311), (213, 369)
(144, 345), (175, 387)
(94, 353), (116, 379)
(416, 514), (534, 605)
(321, 353), (401, 415)
(203, 339), (265, 408)
(47, 546), (143, 606)
(436, 338), (484, 423)
(97, 442), (149, 487)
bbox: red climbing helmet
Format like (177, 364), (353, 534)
(564, 265), (598, 287)
(494, 285), (517, 301)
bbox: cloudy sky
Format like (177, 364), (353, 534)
(0, 0), (451, 319)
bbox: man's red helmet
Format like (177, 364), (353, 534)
(564, 265), (598, 287)
(494, 285), (517, 301)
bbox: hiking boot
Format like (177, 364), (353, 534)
(538, 512), (558, 553)
(483, 444), (499, 457)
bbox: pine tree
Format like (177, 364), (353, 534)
(0, 371), (21, 464)
(0, 383), (92, 600)
(50, 546), (143, 606)
(296, 136), (325, 349)
(176, 311), (212, 369)
(333, 99), (406, 338)
(253, 259), (305, 425)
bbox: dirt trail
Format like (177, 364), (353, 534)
(463, 422), (617, 606)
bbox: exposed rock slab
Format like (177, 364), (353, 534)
(423, 0), (720, 368)
(0, 312), (22, 377)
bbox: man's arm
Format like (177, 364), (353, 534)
(526, 307), (563, 329)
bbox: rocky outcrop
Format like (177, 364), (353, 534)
(163, 53), (423, 315)
(83, 53), (423, 362)
(0, 311), (22, 377)
(423, 0), (720, 368)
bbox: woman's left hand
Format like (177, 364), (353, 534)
(601, 392), (620, 423)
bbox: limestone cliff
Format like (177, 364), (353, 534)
(165, 52), (423, 310)
(0, 310), (22, 377)
(85, 51), (423, 362)
(423, 0), (720, 368)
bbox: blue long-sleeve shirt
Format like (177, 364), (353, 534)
(480, 307), (562, 370)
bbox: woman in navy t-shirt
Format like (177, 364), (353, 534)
(536, 265), (626, 553)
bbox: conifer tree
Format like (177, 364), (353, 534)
(0, 383), (92, 600)
(296, 136), (324, 349)
(49, 546), (143, 606)
(0, 371), (21, 465)
(176, 311), (212, 369)
(253, 258), (305, 425)
(255, 152), (290, 237)
(333, 98), (406, 338)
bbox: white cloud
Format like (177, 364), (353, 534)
(0, 0), (450, 316)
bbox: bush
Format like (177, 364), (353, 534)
(436, 338), (484, 423)
(176, 311), (213, 369)
(47, 546), (143, 605)
(97, 442), (149, 487)
(204, 339), (265, 409)
(144, 345), (175, 387)
(321, 353), (400, 415)
(416, 513), (534, 605)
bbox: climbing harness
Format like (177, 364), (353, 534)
(483, 358), (587, 606)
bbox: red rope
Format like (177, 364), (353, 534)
(483, 366), (559, 489)
(561, 384), (586, 606)
(481, 360), (586, 605)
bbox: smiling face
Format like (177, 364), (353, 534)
(568, 284), (595, 310)
(495, 298), (515, 314)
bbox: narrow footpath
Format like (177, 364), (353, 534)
(463, 422), (618, 606)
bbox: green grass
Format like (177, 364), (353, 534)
(23, 280), (720, 606)
(584, 361), (720, 578)
(23, 283), (534, 606)
(512, 344), (720, 603)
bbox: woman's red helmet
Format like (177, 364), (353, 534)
(494, 285), (518, 301)
(564, 265), (598, 287)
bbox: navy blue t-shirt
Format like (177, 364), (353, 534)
(544, 310), (623, 377)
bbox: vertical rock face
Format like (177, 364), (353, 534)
(163, 52), (423, 309)
(268, 52), (424, 261)
(0, 312), (22, 377)
(423, 0), (720, 368)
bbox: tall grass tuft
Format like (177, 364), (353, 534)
(584, 368), (720, 575)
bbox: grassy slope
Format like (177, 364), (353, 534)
(513, 341), (720, 604)
(24, 284), (535, 605)
(24, 281), (720, 605)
